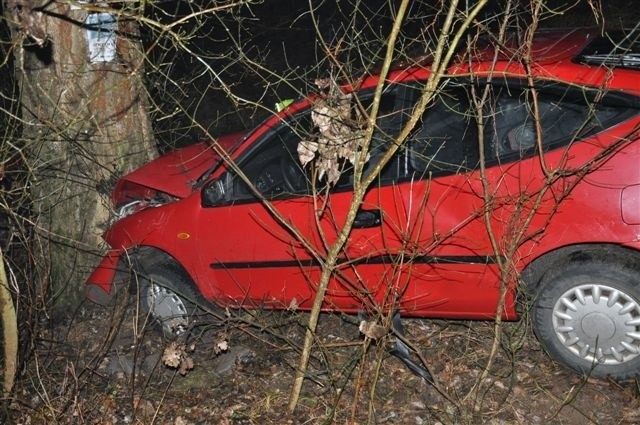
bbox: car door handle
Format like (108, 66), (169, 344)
(353, 209), (382, 228)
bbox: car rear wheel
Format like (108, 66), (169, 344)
(138, 263), (202, 339)
(532, 260), (640, 380)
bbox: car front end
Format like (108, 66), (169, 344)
(85, 133), (245, 305)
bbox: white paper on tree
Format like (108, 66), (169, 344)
(86, 13), (117, 63)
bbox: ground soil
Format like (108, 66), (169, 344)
(7, 296), (640, 425)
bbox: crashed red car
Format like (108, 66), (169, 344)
(86, 28), (640, 380)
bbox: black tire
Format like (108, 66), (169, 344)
(532, 260), (640, 380)
(137, 262), (204, 340)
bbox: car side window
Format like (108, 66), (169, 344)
(232, 115), (312, 201)
(484, 84), (637, 161)
(332, 83), (418, 189)
(484, 94), (536, 158)
(407, 86), (478, 176)
(224, 84), (420, 202)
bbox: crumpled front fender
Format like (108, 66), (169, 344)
(85, 202), (180, 305)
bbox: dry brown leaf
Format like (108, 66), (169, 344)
(287, 297), (299, 311)
(100, 395), (116, 414)
(359, 319), (387, 340)
(214, 332), (230, 355)
(133, 396), (155, 418)
(162, 342), (194, 375)
(178, 356), (194, 375)
(298, 78), (367, 186)
(297, 140), (317, 166)
(215, 340), (229, 354)
(162, 342), (183, 368)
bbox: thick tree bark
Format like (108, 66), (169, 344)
(6, 0), (157, 305)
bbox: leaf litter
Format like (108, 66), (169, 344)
(9, 303), (640, 424)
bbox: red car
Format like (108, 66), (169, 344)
(86, 28), (640, 380)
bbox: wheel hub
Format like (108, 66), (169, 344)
(581, 312), (615, 340)
(146, 283), (189, 337)
(553, 283), (640, 365)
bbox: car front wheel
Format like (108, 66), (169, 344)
(138, 263), (202, 339)
(532, 260), (640, 380)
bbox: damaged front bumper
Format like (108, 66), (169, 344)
(85, 250), (128, 305)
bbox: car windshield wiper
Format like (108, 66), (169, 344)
(579, 53), (640, 69)
(193, 157), (224, 190)
(192, 137), (246, 191)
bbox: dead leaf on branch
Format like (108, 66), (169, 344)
(298, 78), (368, 186)
(287, 297), (299, 311)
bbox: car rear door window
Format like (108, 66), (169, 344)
(407, 86), (478, 176)
(403, 80), (638, 176)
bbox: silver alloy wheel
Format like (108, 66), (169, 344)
(146, 282), (190, 337)
(552, 283), (640, 365)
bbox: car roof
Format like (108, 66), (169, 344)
(353, 28), (640, 96)
(477, 27), (594, 64)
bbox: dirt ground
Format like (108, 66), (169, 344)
(7, 295), (640, 425)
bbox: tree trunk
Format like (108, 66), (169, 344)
(0, 246), (18, 399)
(6, 0), (157, 306)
